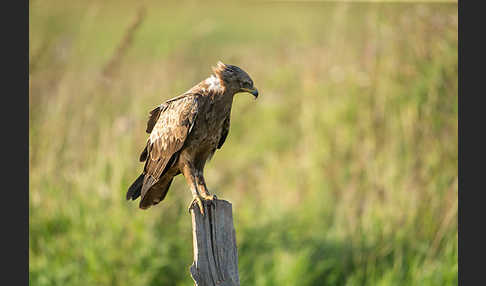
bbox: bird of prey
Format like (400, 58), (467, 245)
(126, 61), (258, 214)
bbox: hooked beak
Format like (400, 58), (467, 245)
(241, 87), (259, 98)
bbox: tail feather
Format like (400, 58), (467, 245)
(126, 174), (144, 200)
(139, 177), (174, 209)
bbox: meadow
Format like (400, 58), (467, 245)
(29, 1), (458, 285)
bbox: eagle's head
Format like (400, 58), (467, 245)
(212, 61), (259, 98)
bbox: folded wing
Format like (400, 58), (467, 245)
(139, 94), (200, 200)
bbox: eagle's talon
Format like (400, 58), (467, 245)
(188, 196), (205, 215)
(202, 194), (217, 201)
(199, 194), (217, 208)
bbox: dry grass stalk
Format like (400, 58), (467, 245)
(102, 6), (146, 81)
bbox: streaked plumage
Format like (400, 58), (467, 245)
(127, 61), (258, 213)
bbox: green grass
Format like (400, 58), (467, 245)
(29, 1), (457, 285)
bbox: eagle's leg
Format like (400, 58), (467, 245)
(195, 171), (217, 201)
(182, 164), (206, 215)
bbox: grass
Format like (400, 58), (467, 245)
(29, 1), (457, 285)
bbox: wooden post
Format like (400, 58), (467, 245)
(189, 199), (240, 286)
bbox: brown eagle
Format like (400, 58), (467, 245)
(126, 61), (258, 214)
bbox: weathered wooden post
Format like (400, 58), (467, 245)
(189, 199), (240, 286)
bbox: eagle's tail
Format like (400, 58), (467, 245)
(139, 177), (174, 209)
(126, 174), (144, 200)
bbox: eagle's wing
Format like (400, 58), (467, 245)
(139, 104), (166, 161)
(139, 93), (200, 199)
(217, 115), (230, 149)
(146, 105), (164, 134)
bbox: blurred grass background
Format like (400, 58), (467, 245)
(29, 0), (457, 285)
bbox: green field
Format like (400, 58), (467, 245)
(29, 1), (458, 285)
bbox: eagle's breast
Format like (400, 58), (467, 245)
(183, 76), (232, 161)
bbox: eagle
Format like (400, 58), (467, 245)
(126, 61), (258, 214)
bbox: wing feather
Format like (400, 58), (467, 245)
(140, 94), (201, 199)
(146, 105), (163, 133)
(217, 115), (230, 149)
